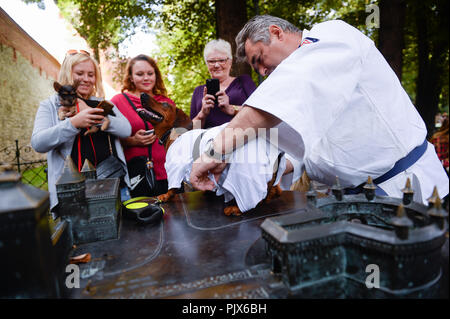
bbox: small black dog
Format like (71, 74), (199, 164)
(54, 80), (79, 120)
(53, 80), (116, 135)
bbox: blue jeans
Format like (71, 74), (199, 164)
(120, 186), (131, 202)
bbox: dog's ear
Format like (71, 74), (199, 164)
(175, 108), (193, 130)
(72, 79), (81, 90)
(97, 100), (115, 116)
(53, 81), (62, 92)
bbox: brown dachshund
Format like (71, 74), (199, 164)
(138, 93), (283, 216)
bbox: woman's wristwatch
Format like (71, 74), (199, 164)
(231, 105), (240, 116)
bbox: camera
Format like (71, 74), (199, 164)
(144, 129), (154, 135)
(206, 78), (220, 96)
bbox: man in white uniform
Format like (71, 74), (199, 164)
(190, 15), (449, 205)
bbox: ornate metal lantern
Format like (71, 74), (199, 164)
(0, 167), (67, 298)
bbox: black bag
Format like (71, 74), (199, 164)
(127, 156), (158, 197)
(122, 93), (158, 196)
(96, 155), (125, 179)
(96, 135), (126, 180)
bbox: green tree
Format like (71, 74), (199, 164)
(21, 0), (448, 124)
(149, 0), (216, 113)
(378, 0), (406, 80)
(411, 0), (449, 135)
(22, 0), (156, 62)
(56, 0), (156, 62)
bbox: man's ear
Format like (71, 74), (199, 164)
(268, 25), (283, 40)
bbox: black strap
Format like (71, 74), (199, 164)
(122, 93), (152, 160)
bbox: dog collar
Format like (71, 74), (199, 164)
(159, 128), (172, 146)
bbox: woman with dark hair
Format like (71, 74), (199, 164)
(111, 54), (174, 197)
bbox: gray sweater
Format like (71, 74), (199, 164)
(31, 94), (132, 210)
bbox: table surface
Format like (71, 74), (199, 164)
(67, 191), (308, 299)
(67, 190), (449, 299)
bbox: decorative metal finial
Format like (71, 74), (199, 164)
(401, 178), (414, 205)
(427, 186), (440, 209)
(81, 159), (95, 172)
(390, 204), (413, 240)
(55, 156), (85, 185)
(331, 176), (343, 201)
(363, 176), (377, 201)
(427, 196), (448, 230)
(81, 159), (96, 180)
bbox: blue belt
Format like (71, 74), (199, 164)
(345, 139), (428, 196)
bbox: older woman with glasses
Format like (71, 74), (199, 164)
(190, 39), (256, 129)
(31, 50), (132, 216)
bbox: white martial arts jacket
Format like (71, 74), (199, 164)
(244, 20), (449, 205)
(164, 123), (302, 213)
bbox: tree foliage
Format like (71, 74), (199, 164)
(149, 0), (215, 113)
(56, 0), (156, 62)
(21, 0), (448, 121)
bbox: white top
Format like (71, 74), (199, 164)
(164, 123), (296, 213)
(244, 20), (449, 204)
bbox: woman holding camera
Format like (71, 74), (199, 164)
(111, 54), (174, 197)
(190, 39), (256, 129)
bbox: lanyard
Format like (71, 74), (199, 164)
(122, 93), (153, 162)
(76, 101), (97, 171)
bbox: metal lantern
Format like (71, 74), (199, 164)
(0, 167), (63, 298)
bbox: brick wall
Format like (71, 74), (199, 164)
(0, 8), (60, 162)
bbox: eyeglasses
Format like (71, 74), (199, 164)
(206, 58), (229, 66)
(66, 49), (91, 56)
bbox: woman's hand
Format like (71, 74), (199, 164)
(131, 129), (157, 146)
(216, 91), (234, 116)
(198, 86), (216, 119)
(70, 99), (105, 129)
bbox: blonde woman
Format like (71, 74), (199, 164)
(31, 50), (131, 214)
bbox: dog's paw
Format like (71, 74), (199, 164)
(266, 184), (282, 202)
(84, 126), (99, 136)
(101, 118), (110, 131)
(157, 192), (172, 202)
(224, 206), (242, 216)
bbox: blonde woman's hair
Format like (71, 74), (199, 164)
(58, 53), (105, 98)
(203, 39), (233, 62)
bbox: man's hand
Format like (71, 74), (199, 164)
(190, 153), (227, 191)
